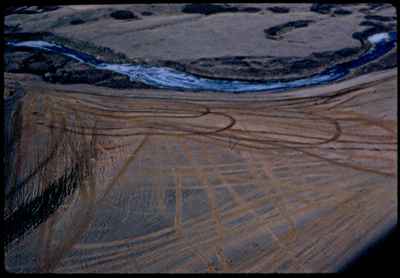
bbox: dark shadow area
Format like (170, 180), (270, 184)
(4, 164), (80, 247)
(340, 225), (398, 272)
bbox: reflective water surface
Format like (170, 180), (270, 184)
(7, 32), (396, 93)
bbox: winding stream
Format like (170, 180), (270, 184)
(6, 32), (397, 93)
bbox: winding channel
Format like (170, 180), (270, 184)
(6, 32), (397, 93)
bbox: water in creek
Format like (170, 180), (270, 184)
(6, 32), (397, 92)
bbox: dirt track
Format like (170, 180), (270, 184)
(4, 66), (397, 272)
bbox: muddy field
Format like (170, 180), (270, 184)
(4, 3), (398, 273)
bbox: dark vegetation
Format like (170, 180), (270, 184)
(4, 38), (154, 89)
(352, 25), (393, 42)
(4, 6), (59, 16)
(354, 51), (397, 75)
(96, 75), (154, 89)
(240, 7), (262, 13)
(359, 3), (392, 14)
(110, 10), (140, 20)
(356, 14), (397, 43)
(4, 49), (151, 89)
(358, 8), (370, 14)
(181, 4), (239, 15)
(43, 63), (121, 84)
(267, 7), (290, 13)
(182, 44), (364, 82)
(367, 3), (386, 10)
(310, 4), (354, 16)
(4, 24), (22, 33)
(43, 62), (153, 89)
(141, 11), (153, 16)
(4, 31), (53, 41)
(359, 20), (396, 32)
(70, 18), (85, 25)
(4, 32), (130, 64)
(333, 9), (352, 16)
(181, 4), (263, 15)
(264, 20), (314, 40)
(364, 15), (396, 22)
(310, 3), (335, 14)
(360, 20), (386, 27)
(5, 51), (69, 74)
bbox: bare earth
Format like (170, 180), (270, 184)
(4, 3), (398, 273)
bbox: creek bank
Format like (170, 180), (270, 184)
(4, 32), (131, 64)
(353, 50), (397, 76)
(364, 15), (396, 22)
(173, 45), (370, 83)
(4, 36), (153, 89)
(5, 30), (397, 92)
